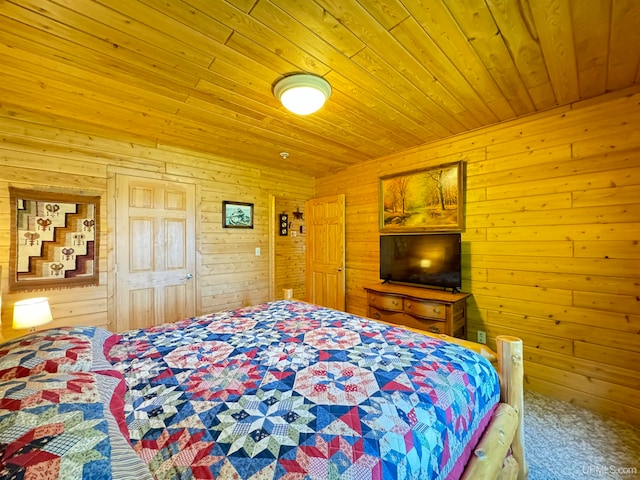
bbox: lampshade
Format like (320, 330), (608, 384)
(13, 297), (53, 331)
(273, 74), (332, 115)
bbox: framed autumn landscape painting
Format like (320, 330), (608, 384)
(379, 161), (464, 232)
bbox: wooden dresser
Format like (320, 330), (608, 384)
(364, 283), (471, 338)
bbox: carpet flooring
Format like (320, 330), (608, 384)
(523, 391), (640, 479)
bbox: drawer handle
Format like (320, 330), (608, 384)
(374, 312), (381, 319)
(429, 325), (440, 333)
(433, 307), (440, 314)
(392, 300), (398, 306)
(406, 302), (411, 308)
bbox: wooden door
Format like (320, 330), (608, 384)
(115, 176), (196, 331)
(305, 194), (345, 310)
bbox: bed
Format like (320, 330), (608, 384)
(0, 300), (526, 479)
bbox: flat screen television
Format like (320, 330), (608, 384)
(379, 233), (462, 291)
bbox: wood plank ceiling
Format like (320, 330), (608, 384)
(1, 0), (639, 178)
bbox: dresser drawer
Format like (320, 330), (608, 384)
(364, 284), (470, 339)
(410, 317), (446, 334)
(368, 307), (446, 334)
(368, 306), (408, 323)
(404, 298), (446, 320)
(368, 292), (403, 312)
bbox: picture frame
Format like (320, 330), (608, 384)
(379, 161), (464, 232)
(9, 188), (100, 292)
(222, 201), (254, 229)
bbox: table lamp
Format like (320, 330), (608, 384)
(0, 267), (3, 342)
(13, 297), (53, 332)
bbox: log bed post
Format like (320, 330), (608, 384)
(497, 335), (527, 480)
(462, 335), (528, 480)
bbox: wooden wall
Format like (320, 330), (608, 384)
(274, 197), (306, 300)
(316, 87), (640, 424)
(1, 86), (638, 424)
(0, 116), (313, 338)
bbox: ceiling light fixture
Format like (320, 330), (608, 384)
(274, 74), (332, 115)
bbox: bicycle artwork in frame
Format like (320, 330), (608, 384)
(222, 200), (254, 229)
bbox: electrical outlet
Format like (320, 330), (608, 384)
(255, 247), (261, 256)
(477, 330), (487, 344)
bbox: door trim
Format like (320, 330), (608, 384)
(107, 170), (199, 331)
(268, 194), (276, 301)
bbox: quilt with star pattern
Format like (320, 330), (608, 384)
(108, 300), (500, 480)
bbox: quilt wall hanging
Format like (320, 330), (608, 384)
(9, 188), (100, 292)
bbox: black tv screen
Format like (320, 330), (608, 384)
(380, 233), (462, 290)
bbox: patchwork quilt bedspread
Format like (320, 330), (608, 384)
(108, 300), (500, 480)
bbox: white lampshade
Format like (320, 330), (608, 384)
(13, 297), (53, 331)
(274, 74), (332, 115)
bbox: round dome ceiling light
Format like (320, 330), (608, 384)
(273, 74), (332, 115)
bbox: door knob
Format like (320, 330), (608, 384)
(184, 273), (193, 280)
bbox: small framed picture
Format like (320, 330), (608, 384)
(222, 201), (254, 229)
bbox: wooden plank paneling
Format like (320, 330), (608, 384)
(574, 341), (640, 371)
(570, 0), (610, 98)
(0, 115), (313, 339)
(470, 255), (640, 278)
(316, 88), (640, 424)
(525, 376), (640, 424)
(1, 0), (639, 427)
(607, 0), (640, 90)
(485, 0), (556, 109)
(524, 346), (640, 390)
(444, 0), (536, 115)
(488, 269), (640, 297)
(528, 0), (579, 104)
(274, 197), (307, 301)
(391, 17), (498, 126)
(402, 0), (517, 118)
(1, 1), (639, 179)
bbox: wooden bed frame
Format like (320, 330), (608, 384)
(382, 323), (528, 479)
(460, 334), (527, 480)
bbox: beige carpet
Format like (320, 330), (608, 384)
(523, 391), (640, 479)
